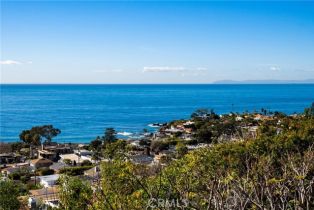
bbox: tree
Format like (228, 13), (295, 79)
(103, 128), (117, 144)
(176, 142), (188, 158)
(0, 180), (20, 210)
(150, 140), (169, 153)
(19, 125), (61, 145)
(38, 167), (54, 176)
(37, 125), (61, 143)
(103, 140), (127, 160)
(90, 136), (102, 151)
(99, 159), (149, 209)
(19, 125), (61, 158)
(58, 175), (93, 210)
(81, 160), (92, 166)
(92, 150), (102, 163)
(191, 109), (210, 119)
(304, 102), (314, 117)
(19, 130), (40, 146)
(194, 124), (213, 143)
(191, 109), (219, 120)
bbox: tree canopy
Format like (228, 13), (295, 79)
(19, 125), (61, 145)
(0, 180), (20, 210)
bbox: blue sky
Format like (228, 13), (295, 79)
(1, 1), (314, 84)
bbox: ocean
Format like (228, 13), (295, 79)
(1, 84), (314, 143)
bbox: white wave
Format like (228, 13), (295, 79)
(117, 132), (133, 136)
(148, 124), (161, 128)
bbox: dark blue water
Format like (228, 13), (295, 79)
(1, 84), (313, 143)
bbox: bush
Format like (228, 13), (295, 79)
(151, 140), (169, 153)
(63, 159), (72, 165)
(8, 169), (31, 182)
(186, 139), (198, 145)
(38, 167), (54, 176)
(8, 172), (21, 180)
(81, 160), (92, 166)
(59, 166), (94, 176)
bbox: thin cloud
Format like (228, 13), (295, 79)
(270, 66), (281, 71)
(0, 60), (22, 65)
(143, 66), (186, 73)
(143, 66), (208, 74)
(0, 60), (32, 65)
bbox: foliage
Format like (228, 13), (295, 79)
(304, 102), (314, 117)
(191, 108), (219, 120)
(175, 142), (188, 158)
(19, 125), (61, 145)
(12, 103), (314, 210)
(90, 136), (102, 151)
(63, 158), (72, 165)
(59, 166), (94, 176)
(0, 180), (20, 210)
(81, 160), (92, 166)
(193, 124), (213, 143)
(58, 175), (93, 210)
(88, 111), (314, 210)
(8, 168), (31, 182)
(103, 128), (117, 144)
(150, 140), (169, 153)
(9, 142), (25, 153)
(103, 139), (127, 160)
(37, 167), (54, 176)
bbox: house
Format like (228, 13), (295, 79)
(38, 150), (57, 161)
(38, 144), (73, 161)
(30, 158), (53, 170)
(59, 153), (82, 165)
(1, 163), (31, 177)
(74, 149), (93, 156)
(49, 162), (67, 172)
(130, 154), (153, 165)
(80, 155), (94, 163)
(165, 126), (183, 134)
(74, 149), (94, 163)
(29, 186), (59, 208)
(183, 121), (194, 126)
(39, 174), (60, 187)
(236, 116), (243, 121)
(84, 166), (100, 179)
(0, 153), (23, 164)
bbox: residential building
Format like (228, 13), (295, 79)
(30, 158), (53, 170)
(39, 174), (60, 187)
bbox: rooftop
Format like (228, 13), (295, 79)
(39, 174), (59, 181)
(30, 158), (53, 165)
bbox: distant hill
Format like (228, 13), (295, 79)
(213, 79), (314, 84)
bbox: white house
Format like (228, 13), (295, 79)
(39, 174), (60, 187)
(74, 149), (93, 156)
(60, 153), (81, 164)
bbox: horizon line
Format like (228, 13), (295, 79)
(1, 83), (314, 85)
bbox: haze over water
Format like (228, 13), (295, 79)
(1, 84), (314, 143)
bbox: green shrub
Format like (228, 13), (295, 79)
(63, 159), (72, 165)
(59, 166), (93, 176)
(81, 160), (92, 166)
(38, 167), (54, 176)
(8, 172), (21, 180)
